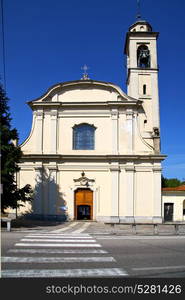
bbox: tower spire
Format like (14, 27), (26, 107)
(136, 0), (141, 20)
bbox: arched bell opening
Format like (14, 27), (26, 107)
(137, 44), (150, 68)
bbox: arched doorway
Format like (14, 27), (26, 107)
(74, 188), (93, 220)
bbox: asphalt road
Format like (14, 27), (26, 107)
(1, 221), (185, 278)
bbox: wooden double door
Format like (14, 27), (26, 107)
(74, 189), (93, 220)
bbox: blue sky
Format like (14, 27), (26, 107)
(1, 0), (185, 180)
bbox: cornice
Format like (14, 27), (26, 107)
(21, 154), (167, 161)
(28, 100), (142, 110)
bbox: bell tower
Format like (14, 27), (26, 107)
(124, 20), (160, 147)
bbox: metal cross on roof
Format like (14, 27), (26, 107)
(81, 64), (90, 80)
(136, 0), (141, 20)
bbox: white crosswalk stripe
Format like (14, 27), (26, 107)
(2, 268), (128, 278)
(20, 238), (96, 242)
(2, 230), (128, 277)
(15, 243), (101, 247)
(51, 222), (79, 233)
(72, 222), (91, 233)
(24, 235), (92, 238)
(8, 249), (108, 254)
(2, 256), (116, 263)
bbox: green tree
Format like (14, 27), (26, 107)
(0, 83), (32, 212)
(162, 175), (183, 188)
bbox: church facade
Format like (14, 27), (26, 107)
(17, 20), (166, 223)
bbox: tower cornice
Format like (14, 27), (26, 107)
(124, 32), (159, 54)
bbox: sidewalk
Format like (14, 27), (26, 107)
(1, 219), (185, 235)
(85, 222), (185, 235)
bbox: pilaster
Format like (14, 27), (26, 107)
(153, 165), (162, 223)
(109, 163), (120, 223)
(50, 110), (58, 153)
(35, 110), (43, 153)
(121, 163), (135, 223)
(126, 109), (133, 153)
(111, 109), (119, 154)
(48, 166), (58, 215)
(34, 166), (43, 214)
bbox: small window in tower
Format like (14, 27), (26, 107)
(143, 84), (147, 95)
(137, 45), (150, 68)
(140, 26), (144, 31)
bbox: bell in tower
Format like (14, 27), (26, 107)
(137, 44), (150, 68)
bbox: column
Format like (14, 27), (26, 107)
(111, 109), (119, 154)
(153, 164), (162, 223)
(110, 163), (120, 223)
(48, 166), (58, 215)
(126, 109), (133, 154)
(34, 166), (43, 215)
(35, 110), (43, 153)
(50, 110), (57, 153)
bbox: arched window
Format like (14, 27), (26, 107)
(137, 45), (150, 68)
(73, 123), (96, 150)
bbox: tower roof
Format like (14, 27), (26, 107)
(129, 20), (153, 32)
(124, 20), (158, 55)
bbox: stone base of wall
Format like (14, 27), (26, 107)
(97, 216), (163, 224)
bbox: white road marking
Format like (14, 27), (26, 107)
(51, 222), (79, 233)
(25, 235), (92, 239)
(2, 256), (115, 263)
(15, 243), (101, 247)
(8, 249), (108, 254)
(1, 268), (128, 277)
(96, 236), (185, 240)
(72, 222), (91, 233)
(132, 265), (185, 271)
(21, 238), (96, 242)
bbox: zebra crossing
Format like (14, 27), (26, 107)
(1, 230), (128, 278)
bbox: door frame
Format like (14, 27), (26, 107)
(71, 185), (97, 221)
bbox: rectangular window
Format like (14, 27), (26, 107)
(73, 124), (95, 150)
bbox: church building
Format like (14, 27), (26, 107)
(17, 19), (166, 223)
